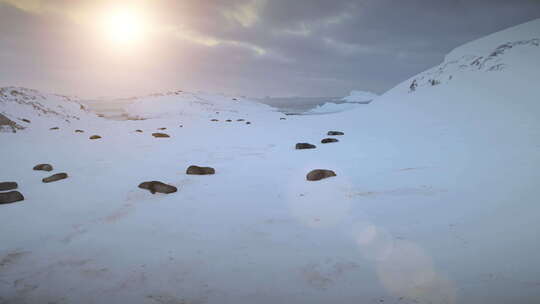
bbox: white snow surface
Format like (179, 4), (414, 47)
(2, 19), (540, 304)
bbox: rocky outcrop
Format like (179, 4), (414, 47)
(0, 114), (24, 133)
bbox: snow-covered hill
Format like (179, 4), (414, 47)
(1, 19), (540, 304)
(328, 18), (540, 303)
(0, 87), (96, 131)
(123, 91), (278, 120)
(403, 19), (540, 94)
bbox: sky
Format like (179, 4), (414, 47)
(1, 0), (540, 98)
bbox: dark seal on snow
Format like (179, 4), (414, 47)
(50, 127), (59, 130)
(0, 182), (18, 191)
(306, 169), (336, 181)
(42, 173), (68, 183)
(89, 135), (102, 140)
(152, 133), (170, 138)
(75, 130), (84, 133)
(295, 143), (316, 150)
(135, 129), (143, 133)
(321, 138), (339, 144)
(33, 164), (53, 172)
(0, 191), (24, 205)
(327, 131), (344, 136)
(138, 181), (177, 194)
(186, 165), (216, 175)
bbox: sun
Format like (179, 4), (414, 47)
(103, 9), (146, 45)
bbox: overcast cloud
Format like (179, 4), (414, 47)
(1, 0), (540, 98)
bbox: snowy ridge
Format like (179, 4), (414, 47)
(404, 19), (540, 94)
(0, 87), (94, 129)
(123, 91), (279, 120)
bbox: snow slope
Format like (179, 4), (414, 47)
(1, 19), (540, 304)
(405, 19), (540, 93)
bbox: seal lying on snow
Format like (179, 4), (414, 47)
(306, 169), (337, 181)
(0, 191), (24, 204)
(0, 182), (18, 191)
(138, 181), (178, 194)
(186, 166), (215, 175)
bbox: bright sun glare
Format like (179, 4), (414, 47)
(103, 9), (146, 45)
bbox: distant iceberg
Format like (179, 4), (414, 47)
(342, 90), (378, 104)
(304, 90), (378, 114)
(306, 102), (361, 114)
